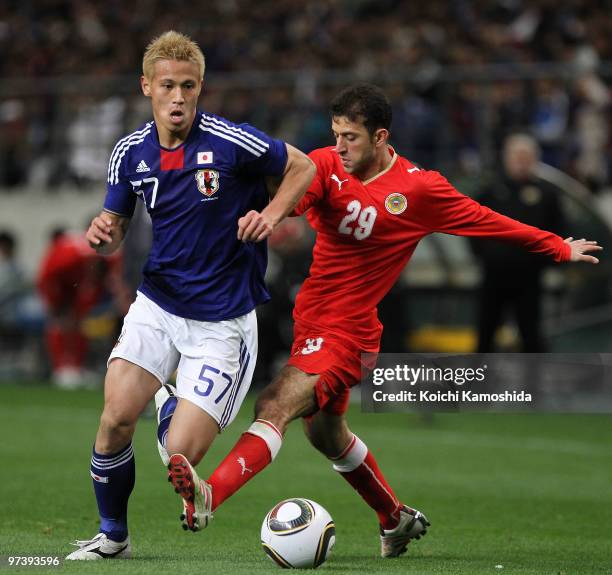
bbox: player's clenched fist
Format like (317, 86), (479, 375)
(85, 211), (127, 254)
(86, 214), (113, 248)
(238, 210), (274, 242)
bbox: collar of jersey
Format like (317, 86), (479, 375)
(361, 146), (398, 186)
(150, 111), (202, 151)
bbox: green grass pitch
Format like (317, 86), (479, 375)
(0, 383), (610, 574)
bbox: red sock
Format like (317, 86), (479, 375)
(331, 435), (401, 529)
(208, 419), (282, 511)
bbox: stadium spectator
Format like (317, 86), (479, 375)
(0, 99), (28, 187)
(65, 31), (314, 560)
(470, 133), (567, 352)
(530, 78), (569, 168)
(36, 228), (124, 388)
(66, 95), (126, 187)
(157, 84), (601, 559)
(571, 46), (611, 191)
(0, 230), (27, 331)
(0, 231), (45, 373)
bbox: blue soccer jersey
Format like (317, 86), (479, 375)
(104, 111), (288, 321)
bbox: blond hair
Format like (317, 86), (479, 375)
(142, 31), (205, 80)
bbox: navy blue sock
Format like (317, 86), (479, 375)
(91, 442), (135, 542)
(157, 394), (177, 448)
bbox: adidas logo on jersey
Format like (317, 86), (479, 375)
(136, 160), (150, 173)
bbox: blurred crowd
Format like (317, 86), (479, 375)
(1, 0), (612, 188)
(3, 0), (612, 77)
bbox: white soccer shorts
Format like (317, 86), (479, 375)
(109, 291), (257, 430)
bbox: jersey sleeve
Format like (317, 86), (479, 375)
(103, 141), (137, 218)
(292, 148), (330, 216)
(413, 171), (571, 262)
(234, 123), (288, 176)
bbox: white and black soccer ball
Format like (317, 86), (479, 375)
(261, 498), (335, 569)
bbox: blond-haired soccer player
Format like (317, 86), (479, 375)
(65, 31), (314, 560)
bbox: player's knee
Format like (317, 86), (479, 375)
(255, 367), (317, 431)
(99, 408), (137, 439)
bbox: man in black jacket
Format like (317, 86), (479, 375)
(471, 133), (567, 352)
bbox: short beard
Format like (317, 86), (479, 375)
(351, 148), (376, 177)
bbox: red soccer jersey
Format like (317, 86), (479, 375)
(37, 233), (122, 317)
(292, 146), (571, 352)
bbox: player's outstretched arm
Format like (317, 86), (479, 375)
(564, 237), (603, 264)
(238, 144), (315, 242)
(86, 210), (130, 255)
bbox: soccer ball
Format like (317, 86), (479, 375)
(261, 498), (335, 568)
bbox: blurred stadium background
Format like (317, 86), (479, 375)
(1, 0), (612, 384)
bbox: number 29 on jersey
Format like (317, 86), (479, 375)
(338, 200), (377, 240)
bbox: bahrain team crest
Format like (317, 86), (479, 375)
(385, 193), (407, 215)
(196, 169), (220, 197)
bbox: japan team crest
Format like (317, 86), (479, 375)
(385, 193), (407, 215)
(195, 169), (220, 197)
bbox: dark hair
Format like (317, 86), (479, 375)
(0, 230), (16, 256)
(330, 84), (392, 136)
(50, 226), (67, 241)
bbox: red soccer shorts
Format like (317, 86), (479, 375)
(287, 324), (378, 415)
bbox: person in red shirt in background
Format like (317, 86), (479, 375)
(37, 228), (129, 388)
(161, 84), (602, 559)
